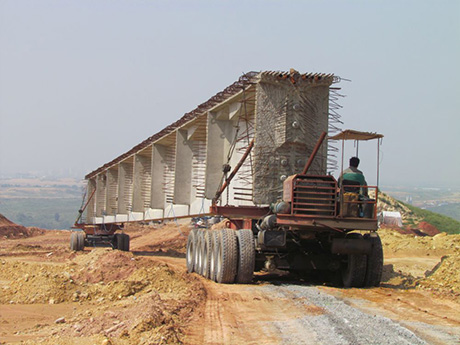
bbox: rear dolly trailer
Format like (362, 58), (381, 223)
(187, 130), (384, 288)
(71, 222), (129, 252)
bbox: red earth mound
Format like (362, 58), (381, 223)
(417, 221), (441, 236)
(0, 213), (45, 239)
(383, 222), (440, 237)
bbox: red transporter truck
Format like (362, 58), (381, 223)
(187, 130), (384, 288)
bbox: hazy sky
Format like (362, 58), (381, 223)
(0, 1), (459, 188)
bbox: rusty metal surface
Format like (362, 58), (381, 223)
(302, 132), (327, 174)
(275, 215), (378, 231)
(85, 71), (336, 180)
(284, 175), (338, 218)
(210, 205), (270, 219)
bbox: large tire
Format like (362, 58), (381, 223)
(363, 233), (383, 287)
(70, 232), (78, 251)
(114, 233), (129, 251)
(194, 230), (204, 275)
(71, 232), (85, 251)
(121, 233), (130, 252)
(76, 232), (85, 251)
(186, 229), (198, 273)
(235, 229), (255, 284)
(341, 233), (367, 288)
(114, 234), (121, 250)
(209, 231), (220, 282)
(216, 229), (238, 284)
(201, 230), (213, 279)
(113, 234), (129, 252)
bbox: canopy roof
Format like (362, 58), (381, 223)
(329, 129), (384, 141)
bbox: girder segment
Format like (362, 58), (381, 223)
(86, 179), (96, 221)
(133, 146), (152, 212)
(105, 167), (118, 219)
(174, 129), (193, 205)
(79, 71), (338, 225)
(95, 174), (107, 217)
(117, 158), (134, 217)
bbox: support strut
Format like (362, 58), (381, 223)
(213, 138), (255, 205)
(302, 131), (327, 175)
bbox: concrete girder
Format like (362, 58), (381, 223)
(82, 71), (336, 225)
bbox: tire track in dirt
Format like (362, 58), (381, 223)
(187, 282), (294, 345)
(184, 275), (460, 345)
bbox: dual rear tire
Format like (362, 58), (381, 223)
(70, 232), (85, 251)
(341, 232), (383, 288)
(186, 228), (255, 284)
(114, 233), (130, 252)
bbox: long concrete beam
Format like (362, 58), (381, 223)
(84, 70), (337, 225)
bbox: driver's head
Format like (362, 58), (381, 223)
(350, 157), (360, 168)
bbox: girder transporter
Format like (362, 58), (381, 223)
(72, 70), (384, 286)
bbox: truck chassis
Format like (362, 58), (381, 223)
(186, 174), (383, 288)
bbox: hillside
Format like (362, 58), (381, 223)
(426, 202), (460, 222)
(0, 198), (81, 230)
(378, 192), (460, 234)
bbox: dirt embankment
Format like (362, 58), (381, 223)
(0, 214), (45, 239)
(0, 220), (204, 345)
(379, 227), (460, 298)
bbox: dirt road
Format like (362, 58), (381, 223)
(184, 272), (459, 345)
(0, 223), (459, 344)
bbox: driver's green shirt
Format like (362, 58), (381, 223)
(339, 166), (368, 196)
(341, 166), (367, 185)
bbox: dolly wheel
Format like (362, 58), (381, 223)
(70, 232), (85, 251)
(70, 232), (78, 251)
(121, 233), (130, 251)
(114, 233), (130, 251)
(76, 232), (85, 251)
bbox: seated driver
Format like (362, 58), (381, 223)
(339, 156), (368, 196)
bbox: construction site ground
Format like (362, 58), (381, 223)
(0, 221), (459, 345)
